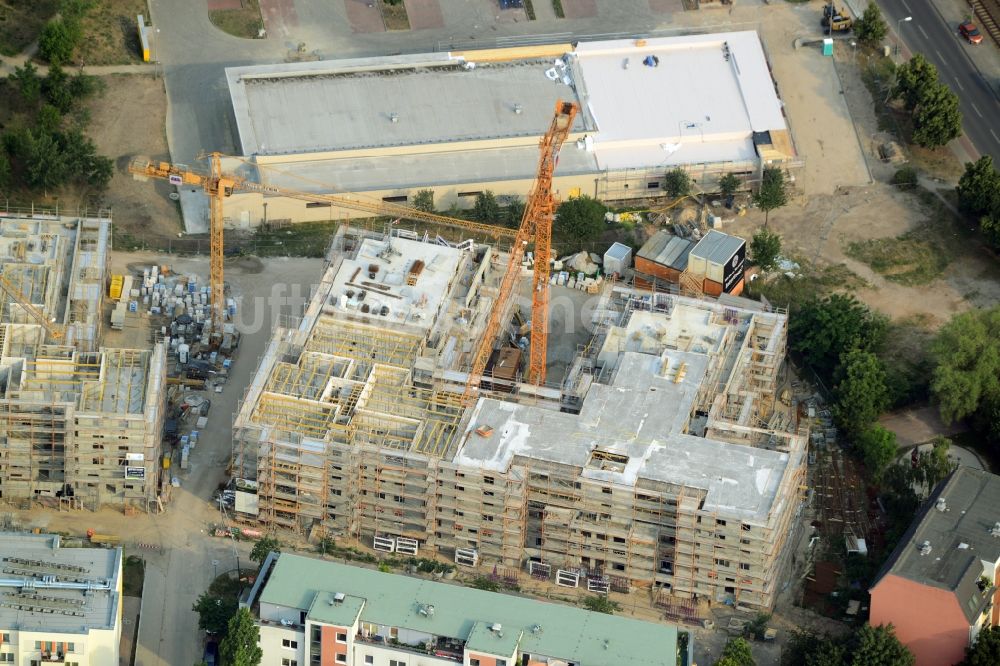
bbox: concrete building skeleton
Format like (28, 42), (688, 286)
(233, 227), (806, 611)
(0, 216), (166, 510)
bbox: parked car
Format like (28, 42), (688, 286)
(203, 641), (218, 666)
(959, 20), (983, 44)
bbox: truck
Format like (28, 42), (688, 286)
(822, 3), (853, 31)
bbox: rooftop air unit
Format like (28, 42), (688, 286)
(919, 540), (932, 556)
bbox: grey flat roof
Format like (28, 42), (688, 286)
(0, 533), (120, 633)
(252, 143), (599, 195)
(637, 231), (693, 271)
(263, 554), (677, 666)
(873, 467), (1000, 622)
(690, 230), (745, 265)
(456, 349), (790, 521)
(604, 242), (632, 261)
(227, 56), (592, 155)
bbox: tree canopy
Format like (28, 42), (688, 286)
(412, 189), (435, 213)
(664, 168), (691, 198)
(754, 167), (788, 226)
(834, 349), (890, 439)
(892, 54), (962, 148)
(749, 228), (781, 271)
(957, 156), (1000, 217)
(219, 608), (263, 666)
(715, 637), (755, 666)
(554, 195), (607, 245)
(719, 173), (741, 196)
(250, 536), (281, 564)
(191, 574), (241, 637)
(855, 425), (899, 479)
(930, 306), (1000, 425)
(962, 626), (1000, 665)
(789, 294), (887, 384)
(855, 2), (888, 46)
(849, 624), (914, 666)
(472, 191), (501, 224)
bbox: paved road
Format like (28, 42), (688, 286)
(880, 0), (1000, 163)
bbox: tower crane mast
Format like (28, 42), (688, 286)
(462, 100), (578, 404)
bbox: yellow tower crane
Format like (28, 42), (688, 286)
(129, 154), (518, 334)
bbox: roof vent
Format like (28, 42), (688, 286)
(418, 603), (435, 617)
(936, 497), (947, 512)
(332, 592), (345, 605)
(390, 113), (399, 124)
(919, 540), (932, 556)
(531, 624), (543, 634)
(992, 522), (1000, 538)
(513, 104), (523, 115)
(490, 623), (502, 632)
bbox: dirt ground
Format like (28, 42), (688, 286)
(75, 0), (149, 65)
(87, 73), (183, 245)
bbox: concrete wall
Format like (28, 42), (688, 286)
(869, 574), (970, 666)
(259, 623), (306, 666)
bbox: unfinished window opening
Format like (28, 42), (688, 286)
(588, 449), (629, 473)
(382, 195), (408, 203)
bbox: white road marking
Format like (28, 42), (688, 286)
(919, 24), (929, 39)
(972, 103), (984, 118)
(954, 77), (964, 91)
(992, 129), (1000, 144)
(935, 49), (949, 67)
(901, 0), (912, 11)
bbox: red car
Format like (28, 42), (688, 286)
(959, 20), (983, 44)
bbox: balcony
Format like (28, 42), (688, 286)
(38, 654), (67, 664)
(355, 633), (465, 663)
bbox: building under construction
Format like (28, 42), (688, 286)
(232, 226), (806, 611)
(0, 214), (167, 510)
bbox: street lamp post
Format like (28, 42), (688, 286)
(896, 16), (912, 62)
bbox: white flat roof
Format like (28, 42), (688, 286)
(574, 31), (787, 170)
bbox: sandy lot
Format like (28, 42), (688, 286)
(87, 74), (183, 246)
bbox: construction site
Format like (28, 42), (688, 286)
(231, 217), (807, 611)
(0, 214), (166, 511)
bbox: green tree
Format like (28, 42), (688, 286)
(192, 589), (238, 636)
(855, 2), (888, 46)
(789, 294), (887, 383)
(754, 167), (787, 226)
(849, 624), (914, 666)
(472, 190), (500, 224)
(806, 639), (848, 666)
(0, 152), (10, 192)
(219, 608), (263, 666)
(891, 166), (918, 189)
(912, 82), (962, 148)
(750, 228), (781, 271)
(58, 129), (113, 189)
(503, 197), (526, 228)
(554, 195), (607, 245)
(412, 189), (435, 213)
(912, 436), (957, 491)
(582, 595), (621, 614)
(930, 306), (1000, 424)
(664, 168), (691, 198)
(894, 54), (938, 112)
(20, 129), (68, 191)
(855, 425), (899, 479)
(10, 63), (42, 105)
(43, 64), (74, 114)
(38, 18), (80, 66)
(37, 105), (63, 134)
(716, 637), (755, 666)
(250, 536), (281, 564)
(719, 173), (741, 197)
(834, 349), (889, 439)
(982, 210), (1000, 250)
(957, 156), (1000, 217)
(962, 626), (1000, 665)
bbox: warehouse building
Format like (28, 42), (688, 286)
(0, 532), (123, 666)
(247, 552), (680, 666)
(207, 31), (800, 231)
(232, 226), (806, 611)
(0, 214), (167, 511)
